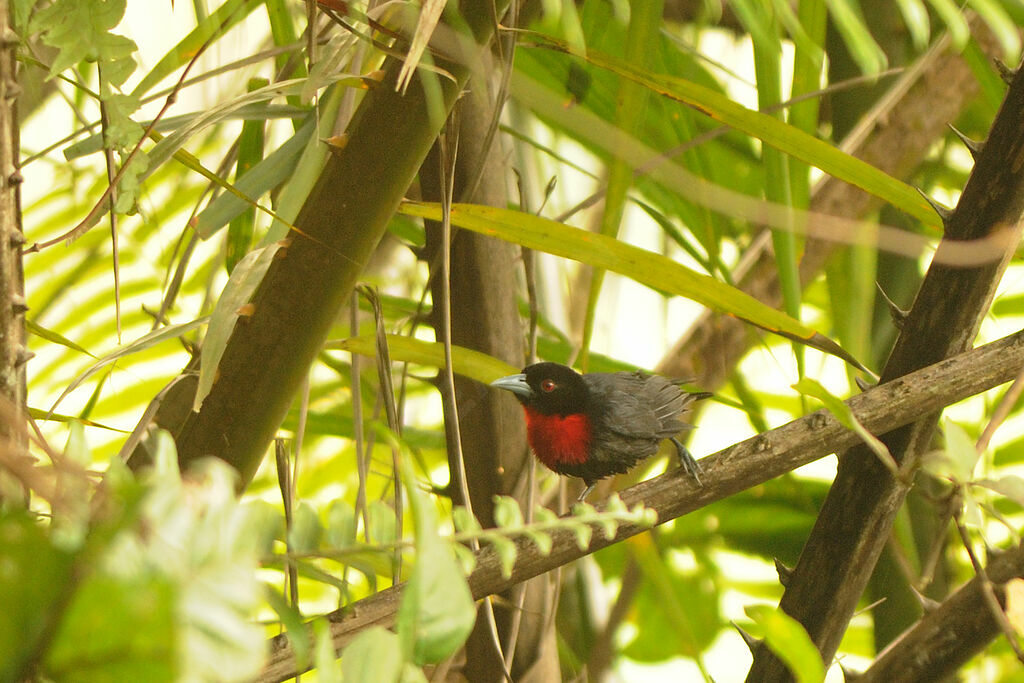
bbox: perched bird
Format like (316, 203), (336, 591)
(491, 362), (709, 500)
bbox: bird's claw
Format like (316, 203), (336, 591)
(670, 437), (703, 486)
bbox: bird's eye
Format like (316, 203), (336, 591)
(540, 379), (557, 392)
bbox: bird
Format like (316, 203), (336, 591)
(491, 361), (709, 501)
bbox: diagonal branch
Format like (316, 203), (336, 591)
(126, 3), (510, 482)
(860, 540), (1024, 681)
(656, 15), (995, 390)
(259, 327), (1024, 682)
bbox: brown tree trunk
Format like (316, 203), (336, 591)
(421, 68), (559, 682)
(0, 0), (28, 505)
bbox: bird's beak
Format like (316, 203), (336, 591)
(490, 373), (532, 399)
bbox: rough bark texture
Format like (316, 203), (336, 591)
(260, 328), (1024, 682)
(421, 75), (557, 682)
(746, 56), (1024, 681)
(860, 541), (1024, 681)
(0, 0), (27, 485)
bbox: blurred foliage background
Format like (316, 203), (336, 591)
(5, 0), (1024, 680)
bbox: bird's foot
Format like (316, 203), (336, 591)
(670, 437), (703, 486)
(577, 482), (597, 502)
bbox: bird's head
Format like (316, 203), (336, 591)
(490, 362), (589, 416)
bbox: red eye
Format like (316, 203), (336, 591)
(541, 379), (557, 392)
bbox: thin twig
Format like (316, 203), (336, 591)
(360, 286), (404, 584)
(976, 363), (1024, 454)
(26, 12), (227, 252)
(275, 437), (300, 666)
(350, 292), (370, 540)
(954, 511), (1024, 663)
(437, 114), (512, 681)
(96, 67), (122, 342)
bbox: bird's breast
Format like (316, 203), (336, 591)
(523, 407), (591, 471)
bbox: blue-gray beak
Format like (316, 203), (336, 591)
(490, 373), (532, 399)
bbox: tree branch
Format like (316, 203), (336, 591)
(260, 326), (1024, 682)
(126, 3), (509, 483)
(747, 51), (1024, 681)
(860, 540), (1024, 681)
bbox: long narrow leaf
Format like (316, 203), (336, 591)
(49, 317), (209, 415)
(400, 201), (870, 372)
(520, 36), (939, 228)
(130, 0), (261, 98)
(328, 334), (516, 384)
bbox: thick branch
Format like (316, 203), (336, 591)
(126, 4), (508, 482)
(747, 55), (1024, 681)
(260, 327), (1024, 682)
(860, 541), (1024, 680)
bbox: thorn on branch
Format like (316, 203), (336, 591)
(948, 124), (984, 160)
(774, 557), (793, 587)
(731, 621), (761, 654)
(916, 188), (954, 224)
(15, 348), (33, 367)
(994, 58), (1017, 85)
(10, 295), (28, 315)
(876, 282), (910, 329)
(854, 376), (874, 392)
(910, 585), (942, 613)
(840, 662), (864, 681)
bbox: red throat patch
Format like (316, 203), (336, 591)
(523, 406), (591, 470)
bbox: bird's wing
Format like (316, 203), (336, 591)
(585, 372), (694, 439)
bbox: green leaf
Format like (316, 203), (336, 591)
(926, 0), (970, 49)
(967, 0), (1021, 63)
(396, 459), (476, 665)
(524, 528), (553, 555)
(33, 0), (137, 83)
(745, 604), (826, 683)
(193, 115), (314, 238)
(325, 500), (357, 549)
(330, 333), (517, 384)
(50, 316), (209, 416)
(938, 419), (981, 483)
(312, 618), (344, 681)
(288, 502), (323, 554)
(577, 0), (662, 367)
(367, 500), (397, 546)
(226, 77), (268, 273)
(340, 627), (403, 683)
(400, 202), (869, 371)
(514, 37), (937, 228)
(493, 495), (524, 529)
(195, 243), (281, 410)
(895, 0), (931, 50)
(0, 509), (78, 682)
(489, 534), (518, 579)
(822, 0), (888, 75)
(44, 575), (178, 682)
(573, 522), (593, 550)
(452, 506), (482, 533)
(974, 475), (1024, 507)
(792, 378), (895, 474)
(130, 0), (260, 98)
(624, 536), (720, 660)
(264, 587), (312, 670)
